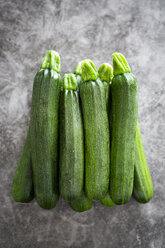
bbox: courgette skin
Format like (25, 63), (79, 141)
(12, 128), (33, 202)
(80, 61), (110, 200)
(69, 192), (93, 212)
(101, 193), (115, 207)
(133, 122), (153, 203)
(59, 74), (84, 201)
(110, 72), (138, 205)
(30, 52), (61, 209)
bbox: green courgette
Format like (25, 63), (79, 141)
(80, 60), (110, 201)
(133, 122), (153, 203)
(12, 128), (33, 202)
(67, 61), (94, 211)
(30, 50), (61, 209)
(110, 53), (138, 205)
(69, 192), (93, 212)
(59, 74), (84, 201)
(98, 63), (115, 208)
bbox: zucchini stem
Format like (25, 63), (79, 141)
(98, 63), (113, 82)
(40, 50), (60, 73)
(63, 73), (77, 90)
(81, 59), (98, 82)
(112, 53), (131, 76)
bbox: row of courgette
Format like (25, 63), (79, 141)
(12, 50), (153, 211)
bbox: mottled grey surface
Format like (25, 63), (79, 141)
(0, 0), (165, 247)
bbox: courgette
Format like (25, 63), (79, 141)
(110, 53), (138, 205)
(133, 122), (153, 203)
(98, 63), (115, 208)
(30, 50), (61, 209)
(80, 60), (110, 200)
(12, 128), (33, 202)
(69, 192), (93, 212)
(59, 74), (84, 201)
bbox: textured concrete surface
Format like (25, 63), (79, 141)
(0, 0), (165, 247)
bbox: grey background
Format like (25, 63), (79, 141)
(0, 0), (165, 247)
